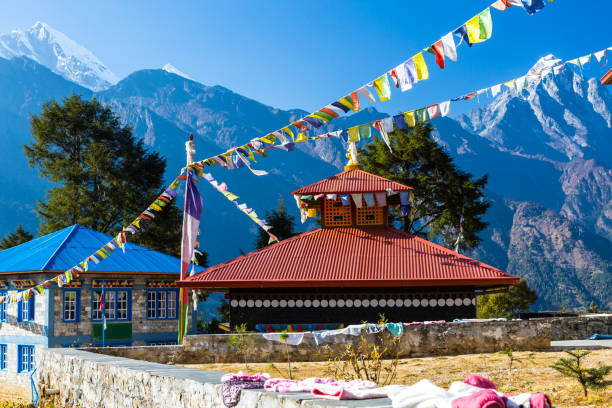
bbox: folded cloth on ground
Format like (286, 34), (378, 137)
(386, 379), (453, 408)
(528, 393), (551, 408)
(221, 372), (269, 407)
(463, 375), (496, 389)
(264, 377), (335, 393)
(312, 379), (388, 400)
(263, 332), (305, 345)
(450, 389), (506, 408)
(586, 333), (612, 340)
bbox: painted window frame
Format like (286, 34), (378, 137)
(0, 344), (7, 371)
(146, 289), (179, 320)
(0, 290), (7, 322)
(91, 289), (132, 322)
(17, 296), (35, 323)
(17, 345), (35, 373)
(62, 289), (81, 323)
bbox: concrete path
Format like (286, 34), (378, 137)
(551, 339), (612, 350)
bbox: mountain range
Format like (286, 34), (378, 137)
(0, 23), (610, 311)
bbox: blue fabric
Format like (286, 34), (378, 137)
(303, 117), (324, 128)
(392, 114), (407, 130)
(340, 194), (351, 206)
(331, 102), (350, 113)
(0, 225), (200, 274)
(231, 154), (244, 168)
(400, 205), (410, 216)
(385, 322), (404, 338)
(586, 333), (612, 340)
(365, 323), (384, 334)
(521, 0), (545, 15)
(453, 25), (472, 47)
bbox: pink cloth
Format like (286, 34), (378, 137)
(264, 377), (335, 393)
(530, 393), (552, 408)
(451, 389), (506, 408)
(463, 375), (496, 390)
(220, 371), (269, 383)
(312, 379), (387, 400)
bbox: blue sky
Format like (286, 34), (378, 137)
(1, 1), (609, 116)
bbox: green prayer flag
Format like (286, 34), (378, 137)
(478, 8), (493, 41)
(359, 124), (372, 139)
(415, 108), (427, 123)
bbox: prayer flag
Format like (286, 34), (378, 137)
(395, 61), (414, 91)
(363, 193), (375, 207)
(415, 108), (427, 123)
(413, 53), (429, 81)
(339, 96), (356, 111)
(453, 25), (471, 47)
(431, 40), (445, 69)
(491, 0), (508, 11)
(479, 8), (493, 41)
(567, 58), (579, 66)
(441, 33), (457, 62)
(348, 126), (360, 142)
(359, 124), (372, 139)
(521, 0), (545, 15)
(320, 107), (339, 118)
(350, 91), (360, 111)
(404, 111), (416, 127)
(381, 117), (394, 132)
(491, 84), (502, 96)
(373, 74), (391, 101)
(515, 76), (527, 92)
(594, 50), (607, 65)
(303, 116), (324, 128)
(439, 100), (451, 117)
(393, 114), (407, 130)
(351, 194), (363, 209)
(358, 86), (376, 102)
(375, 192), (387, 207)
(427, 104), (440, 119)
(339, 194), (350, 206)
(372, 120), (391, 151)
(329, 103), (349, 113)
(578, 54), (591, 66)
(463, 92), (476, 100)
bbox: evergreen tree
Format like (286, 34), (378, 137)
(255, 198), (296, 249)
(477, 279), (538, 318)
(24, 93), (192, 258)
(360, 123), (489, 250)
(0, 225), (34, 250)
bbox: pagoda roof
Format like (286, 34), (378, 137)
(178, 227), (518, 289)
(292, 169), (412, 195)
(602, 68), (612, 85)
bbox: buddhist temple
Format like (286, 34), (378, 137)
(178, 158), (519, 330)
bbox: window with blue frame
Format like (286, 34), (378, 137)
(146, 289), (178, 320)
(0, 344), (7, 371)
(0, 291), (7, 322)
(17, 296), (35, 322)
(62, 289), (81, 322)
(17, 345), (35, 372)
(91, 289), (131, 321)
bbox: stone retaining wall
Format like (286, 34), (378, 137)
(549, 314), (612, 340)
(84, 319), (552, 364)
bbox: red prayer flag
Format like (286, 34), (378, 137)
(464, 92), (476, 100)
(388, 69), (400, 88)
(99, 293), (104, 310)
(432, 40), (445, 69)
(292, 121), (310, 132)
(350, 91), (360, 112)
(320, 107), (339, 118)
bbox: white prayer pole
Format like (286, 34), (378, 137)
(345, 141), (361, 171)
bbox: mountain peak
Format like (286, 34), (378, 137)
(0, 22), (119, 91)
(528, 54), (562, 75)
(162, 63), (194, 81)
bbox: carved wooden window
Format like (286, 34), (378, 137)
(324, 198), (351, 226)
(356, 205), (383, 226)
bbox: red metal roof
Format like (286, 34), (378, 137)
(292, 169), (412, 195)
(602, 69), (612, 85)
(178, 227), (518, 288)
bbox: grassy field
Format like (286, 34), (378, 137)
(183, 349), (612, 408)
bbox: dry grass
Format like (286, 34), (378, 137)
(0, 380), (30, 407)
(183, 349), (612, 408)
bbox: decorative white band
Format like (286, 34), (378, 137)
(230, 295), (476, 308)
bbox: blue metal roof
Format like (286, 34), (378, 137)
(0, 225), (189, 274)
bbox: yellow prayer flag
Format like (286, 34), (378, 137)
(466, 15), (483, 44)
(260, 135), (275, 144)
(503, 79), (516, 90)
(348, 126), (360, 142)
(151, 203), (162, 211)
(282, 127), (294, 140)
(404, 111), (416, 127)
(296, 133), (308, 142)
(224, 192), (239, 201)
(413, 53), (429, 81)
(169, 179), (180, 189)
(307, 208), (317, 218)
(311, 113), (330, 122)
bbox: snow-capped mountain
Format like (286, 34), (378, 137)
(0, 22), (118, 91)
(162, 63), (194, 81)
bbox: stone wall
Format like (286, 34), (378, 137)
(85, 319), (552, 365)
(549, 314), (612, 340)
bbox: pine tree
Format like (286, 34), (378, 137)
(550, 349), (612, 397)
(360, 123), (489, 250)
(477, 279), (537, 318)
(24, 93), (197, 258)
(255, 198), (296, 249)
(0, 225), (34, 250)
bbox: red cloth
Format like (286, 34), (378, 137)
(530, 393), (552, 408)
(388, 69), (400, 88)
(320, 107), (339, 118)
(432, 40), (445, 69)
(463, 375), (496, 390)
(451, 389), (505, 408)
